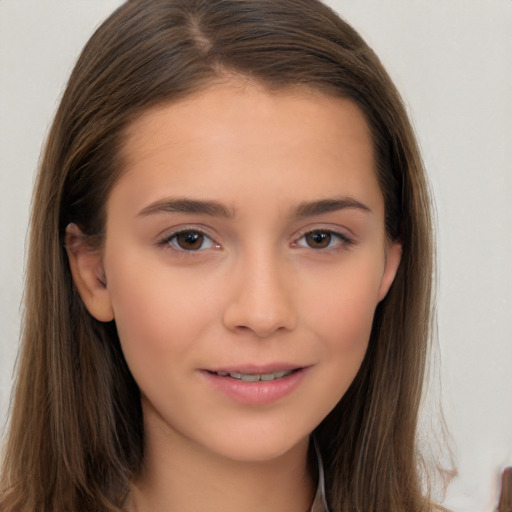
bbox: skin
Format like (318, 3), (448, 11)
(67, 80), (401, 512)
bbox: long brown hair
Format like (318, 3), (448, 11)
(1, 1), (447, 510)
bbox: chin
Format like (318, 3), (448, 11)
(200, 428), (311, 464)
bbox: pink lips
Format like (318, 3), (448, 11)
(200, 364), (309, 405)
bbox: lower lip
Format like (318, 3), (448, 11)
(200, 368), (308, 406)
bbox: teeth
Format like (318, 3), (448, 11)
(240, 374), (260, 382)
(261, 370), (287, 381)
(215, 370), (294, 381)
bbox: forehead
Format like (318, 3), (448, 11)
(111, 80), (382, 218)
(122, 80), (373, 163)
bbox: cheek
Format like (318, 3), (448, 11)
(319, 294), (374, 379)
(308, 257), (382, 341)
(305, 262), (382, 386)
(104, 252), (215, 370)
(320, 287), (377, 346)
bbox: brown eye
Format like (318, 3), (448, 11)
(305, 231), (332, 249)
(174, 231), (206, 250)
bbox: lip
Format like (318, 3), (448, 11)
(199, 364), (310, 406)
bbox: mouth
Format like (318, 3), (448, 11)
(201, 366), (309, 405)
(207, 369), (297, 382)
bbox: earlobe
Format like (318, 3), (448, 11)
(65, 223), (114, 322)
(377, 241), (402, 302)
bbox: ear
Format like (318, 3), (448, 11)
(377, 241), (402, 302)
(65, 223), (114, 322)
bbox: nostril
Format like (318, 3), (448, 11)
(233, 321), (289, 339)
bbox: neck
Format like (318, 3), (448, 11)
(126, 412), (315, 512)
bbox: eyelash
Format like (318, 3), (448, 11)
(157, 227), (355, 253)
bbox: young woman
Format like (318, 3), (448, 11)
(0, 1), (449, 511)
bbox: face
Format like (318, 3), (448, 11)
(69, 80), (401, 464)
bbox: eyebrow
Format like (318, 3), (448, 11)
(137, 196), (371, 219)
(138, 198), (234, 218)
(293, 198), (371, 217)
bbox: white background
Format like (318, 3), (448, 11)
(1, 1), (511, 510)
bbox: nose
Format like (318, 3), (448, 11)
(222, 252), (298, 338)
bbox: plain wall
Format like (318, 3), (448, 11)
(1, 1), (511, 510)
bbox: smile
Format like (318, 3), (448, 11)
(211, 370), (294, 382)
(202, 366), (309, 405)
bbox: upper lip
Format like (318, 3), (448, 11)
(204, 363), (307, 374)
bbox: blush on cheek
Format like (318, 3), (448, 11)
(316, 288), (378, 346)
